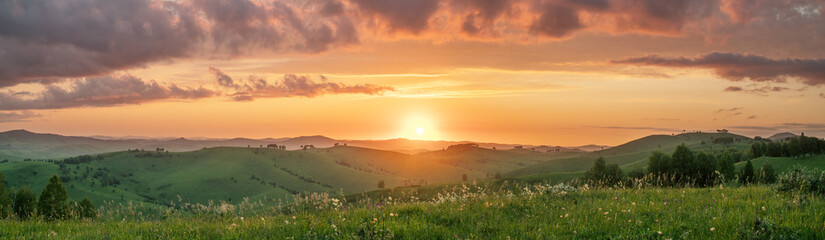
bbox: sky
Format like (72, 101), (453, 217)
(1, 0), (824, 146)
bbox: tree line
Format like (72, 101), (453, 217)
(584, 144), (778, 187)
(0, 173), (96, 221)
(750, 135), (825, 158)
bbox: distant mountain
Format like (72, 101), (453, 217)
(768, 132), (798, 142)
(0, 129), (595, 160)
(571, 144), (610, 152)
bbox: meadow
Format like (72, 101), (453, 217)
(2, 182), (823, 239)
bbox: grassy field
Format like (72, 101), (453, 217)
(1, 185), (822, 239)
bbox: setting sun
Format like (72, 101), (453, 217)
(416, 127), (424, 135)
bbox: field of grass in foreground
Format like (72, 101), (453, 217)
(2, 185), (823, 239)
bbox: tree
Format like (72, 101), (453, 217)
(671, 144), (695, 183)
(647, 151), (672, 176)
(740, 160), (755, 185)
(38, 175), (68, 220)
(0, 172), (11, 218)
(13, 187), (36, 220)
(377, 180), (385, 189)
(756, 164), (777, 184)
(695, 152), (718, 187)
(78, 197), (97, 219)
(718, 152), (736, 182)
(494, 172), (502, 179)
(461, 173), (468, 182)
(584, 157), (624, 186)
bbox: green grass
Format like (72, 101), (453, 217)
(1, 186), (822, 239)
(739, 155), (825, 172)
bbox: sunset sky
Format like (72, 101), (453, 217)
(1, 0), (824, 146)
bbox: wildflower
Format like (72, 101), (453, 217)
(564, 213), (569, 218)
(240, 217), (244, 221)
(604, 212), (609, 215)
(761, 206), (766, 211)
(658, 231), (662, 234)
(628, 220), (632, 223)
(710, 227), (715, 231)
(292, 216), (296, 219)
(632, 202), (636, 206)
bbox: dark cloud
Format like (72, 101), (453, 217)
(747, 115), (757, 119)
(724, 86), (744, 92)
(529, 4), (583, 38)
(0, 111), (41, 122)
(350, 0), (440, 34)
(0, 0), (359, 87)
(0, 75), (215, 110)
(0, 0), (203, 87)
(209, 67), (394, 101)
(820, 93), (825, 98)
(612, 52), (825, 85)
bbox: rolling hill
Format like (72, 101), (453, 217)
(0, 144), (572, 205)
(0, 129), (595, 160)
(504, 132), (752, 177)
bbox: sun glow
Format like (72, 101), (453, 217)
(399, 114), (438, 140)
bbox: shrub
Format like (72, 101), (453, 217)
(13, 187), (36, 220)
(0, 172), (11, 218)
(775, 168), (825, 195)
(78, 197), (97, 219)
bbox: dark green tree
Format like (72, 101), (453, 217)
(38, 175), (68, 220)
(78, 197), (97, 219)
(695, 152), (718, 187)
(584, 157), (624, 186)
(740, 160), (755, 184)
(647, 151), (672, 176)
(0, 172), (11, 218)
(671, 144), (695, 183)
(13, 187), (36, 220)
(718, 152), (736, 181)
(377, 180), (385, 189)
(756, 164), (777, 184)
(462, 173), (468, 182)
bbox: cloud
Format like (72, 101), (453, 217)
(528, 3), (584, 38)
(820, 93), (825, 98)
(714, 107), (742, 113)
(2, 0), (823, 88)
(350, 0), (441, 34)
(0, 75), (216, 110)
(747, 115), (757, 119)
(0, 0), (359, 87)
(209, 67), (394, 101)
(0, 111), (41, 122)
(724, 86), (744, 92)
(612, 52), (825, 85)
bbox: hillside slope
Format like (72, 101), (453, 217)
(505, 132), (752, 177)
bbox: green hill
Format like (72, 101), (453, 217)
(504, 132), (752, 177)
(0, 145), (568, 205)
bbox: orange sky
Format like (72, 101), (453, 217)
(1, 0), (824, 146)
